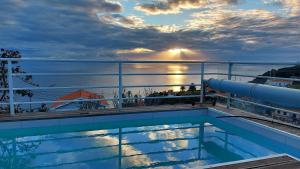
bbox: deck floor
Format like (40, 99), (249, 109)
(206, 155), (300, 169)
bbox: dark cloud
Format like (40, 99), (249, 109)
(135, 0), (240, 15)
(45, 0), (122, 13)
(0, 0), (299, 61)
(97, 14), (145, 28)
(0, 0), (124, 58)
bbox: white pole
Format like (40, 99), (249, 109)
(7, 60), (15, 115)
(200, 63), (205, 103)
(227, 63), (233, 109)
(118, 62), (123, 110)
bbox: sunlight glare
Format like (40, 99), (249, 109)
(167, 64), (188, 91)
(168, 48), (190, 55)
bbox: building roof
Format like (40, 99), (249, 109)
(50, 89), (109, 109)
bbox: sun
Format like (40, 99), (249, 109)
(168, 48), (190, 55)
(146, 47), (195, 60)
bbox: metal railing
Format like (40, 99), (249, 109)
(0, 58), (299, 118)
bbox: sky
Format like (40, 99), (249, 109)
(1, 0), (300, 61)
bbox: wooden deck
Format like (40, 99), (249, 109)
(206, 155), (300, 169)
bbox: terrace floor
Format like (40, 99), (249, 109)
(205, 155), (300, 169)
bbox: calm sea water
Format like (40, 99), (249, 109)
(14, 61), (288, 106)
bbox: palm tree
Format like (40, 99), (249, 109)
(180, 86), (186, 92)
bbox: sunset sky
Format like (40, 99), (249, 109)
(1, 0), (300, 61)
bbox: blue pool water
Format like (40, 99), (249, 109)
(0, 110), (299, 169)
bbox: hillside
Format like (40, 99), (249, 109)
(250, 65), (300, 86)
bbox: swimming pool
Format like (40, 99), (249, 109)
(0, 108), (299, 169)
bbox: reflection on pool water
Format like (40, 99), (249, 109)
(0, 112), (297, 169)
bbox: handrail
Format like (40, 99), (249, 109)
(216, 94), (300, 116)
(12, 72), (202, 76)
(0, 95), (204, 106)
(12, 84), (200, 91)
(0, 57), (299, 65)
(11, 72), (300, 82)
(14, 95), (201, 105)
(1, 58), (299, 118)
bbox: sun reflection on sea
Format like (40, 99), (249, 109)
(167, 64), (188, 91)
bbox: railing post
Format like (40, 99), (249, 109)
(7, 60), (15, 115)
(118, 62), (123, 110)
(200, 63), (205, 103)
(227, 63), (233, 109)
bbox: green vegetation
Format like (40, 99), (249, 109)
(118, 83), (201, 107)
(290, 84), (300, 90)
(251, 65), (300, 90)
(0, 49), (45, 113)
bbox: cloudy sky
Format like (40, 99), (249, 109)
(1, 0), (300, 61)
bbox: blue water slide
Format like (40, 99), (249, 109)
(207, 79), (300, 108)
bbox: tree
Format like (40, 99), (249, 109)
(180, 86), (185, 92)
(188, 83), (196, 92)
(0, 49), (39, 113)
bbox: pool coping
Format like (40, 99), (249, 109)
(0, 105), (204, 122)
(208, 107), (300, 141)
(0, 108), (208, 130)
(207, 107), (300, 162)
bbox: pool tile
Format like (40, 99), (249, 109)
(0, 121), (21, 129)
(21, 119), (60, 128)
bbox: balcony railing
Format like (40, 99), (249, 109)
(0, 58), (299, 123)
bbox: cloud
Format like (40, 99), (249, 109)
(147, 125), (195, 149)
(45, 0), (123, 14)
(280, 0), (300, 16)
(135, 0), (239, 15)
(187, 9), (276, 30)
(263, 0), (300, 16)
(135, 2), (181, 15)
(263, 0), (283, 5)
(151, 24), (181, 33)
(0, 0), (127, 59)
(98, 13), (181, 33)
(0, 0), (300, 62)
(86, 130), (153, 167)
(114, 48), (155, 54)
(98, 14), (145, 28)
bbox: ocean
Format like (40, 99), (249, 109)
(10, 60), (290, 108)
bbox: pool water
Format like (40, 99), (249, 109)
(0, 111), (298, 169)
